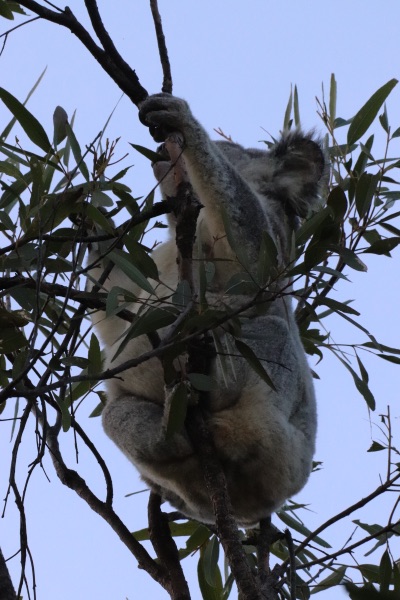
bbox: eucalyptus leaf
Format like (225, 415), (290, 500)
(347, 79), (398, 145)
(165, 382), (188, 439)
(235, 339), (276, 390)
(0, 87), (52, 152)
(109, 249), (155, 295)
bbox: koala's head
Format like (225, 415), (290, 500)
(216, 133), (327, 220)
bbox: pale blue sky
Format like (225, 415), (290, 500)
(1, 2), (400, 599)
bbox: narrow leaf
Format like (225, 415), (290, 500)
(53, 105), (68, 145)
(187, 373), (214, 392)
(364, 237), (400, 255)
(347, 79), (398, 145)
(329, 73), (337, 125)
(235, 339), (276, 390)
(165, 382), (188, 439)
(355, 173), (379, 218)
(0, 87), (51, 152)
(65, 122), (90, 181)
(109, 249), (155, 295)
(293, 85), (300, 126)
(130, 143), (163, 163)
(319, 298), (359, 316)
(0, 1), (14, 20)
(283, 85), (293, 130)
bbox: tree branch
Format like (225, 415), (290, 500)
(0, 549), (17, 600)
(148, 492), (191, 600)
(35, 405), (169, 589)
(149, 0), (172, 94)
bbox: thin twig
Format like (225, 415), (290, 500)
(0, 549), (17, 600)
(148, 492), (191, 600)
(149, 0), (172, 94)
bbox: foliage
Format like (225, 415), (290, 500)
(0, 47), (400, 600)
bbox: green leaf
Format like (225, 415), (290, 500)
(220, 205), (251, 270)
(198, 545), (223, 600)
(329, 73), (337, 125)
(0, 327), (28, 352)
(362, 341), (400, 355)
(184, 524), (212, 553)
(295, 206), (333, 246)
(0, 160), (22, 180)
(22, 188), (84, 238)
(277, 509), (331, 548)
(334, 355), (375, 410)
(88, 333), (102, 376)
(65, 122), (90, 181)
(168, 521), (202, 538)
(111, 306), (176, 362)
(58, 395), (71, 432)
(327, 186), (348, 222)
(367, 441), (385, 452)
(379, 104), (390, 134)
(165, 382), (188, 439)
(203, 536), (221, 588)
(0, 1), (14, 20)
(364, 237), (400, 255)
(1, 68), (46, 142)
(355, 173), (380, 218)
(89, 394), (106, 418)
(379, 549), (391, 592)
(313, 265), (349, 281)
(347, 79), (398, 145)
(85, 203), (115, 234)
(53, 105), (68, 145)
(283, 85), (293, 130)
(0, 87), (52, 152)
(129, 143), (164, 163)
(124, 236), (159, 282)
(312, 565), (346, 593)
(187, 373), (214, 392)
(293, 85), (300, 127)
(109, 249), (155, 295)
(318, 298), (359, 316)
(356, 353), (369, 383)
(225, 271), (259, 295)
(377, 354), (400, 365)
(235, 339), (276, 390)
(257, 230), (278, 286)
(330, 245), (368, 271)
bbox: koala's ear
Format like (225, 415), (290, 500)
(271, 132), (327, 218)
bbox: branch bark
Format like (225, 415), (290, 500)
(0, 549), (17, 600)
(148, 493), (191, 600)
(165, 135), (261, 600)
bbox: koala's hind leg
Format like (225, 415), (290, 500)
(102, 395), (194, 465)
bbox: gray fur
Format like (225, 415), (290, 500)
(88, 94), (324, 526)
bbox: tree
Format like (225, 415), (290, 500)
(0, 2), (400, 599)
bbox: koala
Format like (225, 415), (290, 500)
(88, 94), (325, 526)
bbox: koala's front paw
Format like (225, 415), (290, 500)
(139, 94), (191, 142)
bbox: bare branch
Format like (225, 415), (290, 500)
(149, 0), (173, 94)
(34, 404), (169, 589)
(0, 549), (17, 600)
(148, 492), (191, 600)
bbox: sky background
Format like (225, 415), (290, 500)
(1, 1), (400, 599)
